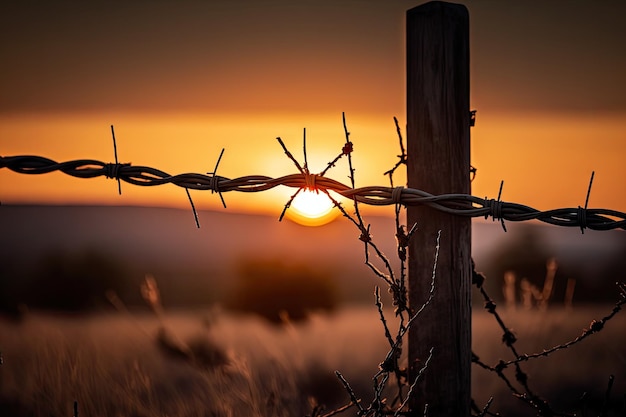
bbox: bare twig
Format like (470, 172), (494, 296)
(383, 117), (407, 187)
(394, 347), (434, 417)
(335, 371), (365, 415)
(375, 286), (395, 348)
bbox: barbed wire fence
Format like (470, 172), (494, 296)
(1, 113), (625, 416)
(2, 149), (625, 232)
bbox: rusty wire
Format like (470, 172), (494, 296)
(1, 154), (624, 232)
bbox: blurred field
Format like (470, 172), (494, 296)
(1, 305), (625, 416)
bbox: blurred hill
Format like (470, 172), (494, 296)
(1, 205), (624, 314)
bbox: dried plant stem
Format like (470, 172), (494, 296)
(394, 347), (433, 417)
(335, 371), (365, 414)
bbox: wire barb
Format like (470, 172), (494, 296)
(110, 125), (123, 195)
(185, 188), (200, 228)
(383, 116), (408, 187)
(579, 171), (595, 234)
(487, 180), (506, 232)
(208, 148), (227, 208)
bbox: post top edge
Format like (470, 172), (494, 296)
(407, 1), (468, 16)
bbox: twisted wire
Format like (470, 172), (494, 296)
(1, 155), (625, 231)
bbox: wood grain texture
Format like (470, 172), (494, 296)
(406, 2), (471, 416)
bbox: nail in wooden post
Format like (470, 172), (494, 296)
(406, 2), (471, 416)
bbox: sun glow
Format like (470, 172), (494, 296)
(288, 190), (338, 226)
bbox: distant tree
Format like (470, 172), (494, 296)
(29, 249), (130, 311)
(226, 258), (338, 323)
(481, 226), (553, 305)
(481, 225), (625, 305)
(0, 259), (27, 320)
(574, 238), (626, 303)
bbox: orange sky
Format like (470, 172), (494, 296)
(1, 1), (625, 216)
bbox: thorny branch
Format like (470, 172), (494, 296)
(252, 114), (436, 416)
(303, 115), (439, 417)
(293, 116), (626, 417)
(502, 283), (626, 368)
(472, 263), (626, 416)
(383, 116), (407, 188)
(472, 264), (566, 416)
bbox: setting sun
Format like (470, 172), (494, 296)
(287, 190), (338, 226)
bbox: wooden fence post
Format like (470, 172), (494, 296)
(406, 2), (471, 417)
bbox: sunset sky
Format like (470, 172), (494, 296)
(1, 0), (625, 217)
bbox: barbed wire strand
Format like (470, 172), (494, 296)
(2, 154), (624, 232)
(185, 188), (200, 229)
(109, 124), (204, 227)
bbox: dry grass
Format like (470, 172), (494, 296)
(1, 305), (624, 417)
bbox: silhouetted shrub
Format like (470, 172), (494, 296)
(226, 258), (338, 323)
(487, 226), (552, 299)
(0, 260), (27, 319)
(29, 249), (130, 311)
